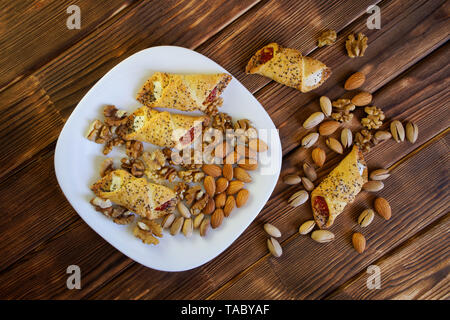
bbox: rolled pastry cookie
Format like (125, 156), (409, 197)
(136, 72), (232, 112)
(311, 146), (368, 229)
(123, 106), (208, 149)
(245, 42), (331, 92)
(91, 169), (176, 220)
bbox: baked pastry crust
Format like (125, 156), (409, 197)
(245, 42), (331, 92)
(124, 106), (207, 149)
(136, 72), (232, 111)
(91, 169), (176, 220)
(311, 146), (368, 229)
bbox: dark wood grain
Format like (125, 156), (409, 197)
(88, 44), (449, 299)
(326, 214), (450, 300)
(0, 0), (136, 88)
(209, 134), (449, 299)
(0, 0), (260, 180)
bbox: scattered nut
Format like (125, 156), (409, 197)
(234, 167), (252, 183)
(358, 209), (375, 227)
(344, 71), (365, 90)
(303, 162), (317, 182)
(317, 29), (337, 47)
(312, 147), (326, 167)
(182, 218), (194, 237)
(215, 192), (227, 208)
(203, 196), (216, 215)
(374, 130), (392, 143)
(267, 237), (282, 257)
(311, 230), (335, 243)
(319, 96), (332, 117)
(204, 175), (216, 197)
(301, 132), (320, 148)
(326, 137), (343, 154)
(223, 195), (236, 217)
(391, 120), (405, 142)
(177, 201), (191, 219)
(341, 128), (353, 149)
(161, 213), (176, 229)
(288, 190), (309, 207)
(216, 177), (229, 194)
(283, 174), (302, 185)
(345, 33), (368, 58)
(99, 158), (115, 177)
(302, 177), (314, 191)
(193, 213), (204, 229)
(299, 220), (315, 235)
(363, 180), (384, 192)
(319, 121), (340, 136)
(352, 232), (366, 254)
(227, 180), (245, 195)
(264, 223), (282, 238)
(236, 189), (249, 208)
(211, 208), (224, 228)
(199, 219), (210, 237)
(202, 164), (222, 177)
(223, 164), (234, 180)
(370, 169), (390, 181)
(362, 106), (385, 130)
(170, 216), (184, 235)
(351, 91), (372, 106)
(374, 197), (392, 220)
(406, 122), (419, 143)
(303, 112), (325, 129)
(249, 139), (268, 152)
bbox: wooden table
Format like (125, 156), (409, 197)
(0, 0), (448, 300)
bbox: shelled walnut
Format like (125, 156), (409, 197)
(204, 97), (223, 116)
(103, 137), (125, 155)
(355, 129), (373, 153)
(126, 140), (143, 159)
(103, 105), (128, 126)
(178, 169), (205, 183)
(331, 98), (355, 123)
(174, 182), (188, 199)
(211, 112), (233, 133)
(361, 106), (385, 130)
(345, 33), (368, 58)
(317, 29), (337, 47)
(86, 120), (112, 144)
(120, 158), (145, 178)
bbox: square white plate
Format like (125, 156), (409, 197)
(55, 46), (282, 271)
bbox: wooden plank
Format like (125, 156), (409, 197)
(0, 0), (260, 179)
(256, 0), (449, 156)
(209, 134), (450, 299)
(196, 0), (380, 93)
(0, 0), (135, 88)
(326, 214), (450, 300)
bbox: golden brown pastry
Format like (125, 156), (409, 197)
(136, 72), (232, 112)
(311, 146), (368, 229)
(91, 169), (176, 220)
(123, 106), (208, 149)
(245, 42), (331, 92)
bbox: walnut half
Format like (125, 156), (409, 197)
(346, 33), (368, 58)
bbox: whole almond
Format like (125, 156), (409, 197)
(326, 137), (343, 154)
(216, 177), (229, 194)
(352, 232), (366, 253)
(358, 209), (375, 227)
(249, 139), (268, 152)
(238, 159), (258, 171)
(341, 128), (353, 148)
(374, 197), (392, 220)
(267, 237), (282, 257)
(302, 177), (314, 191)
(202, 164), (222, 177)
(214, 141), (232, 158)
(224, 151), (240, 164)
(234, 167), (252, 183)
(236, 145), (257, 159)
(204, 175), (216, 197)
(227, 180), (245, 195)
(391, 120), (405, 142)
(312, 147), (326, 167)
(299, 220), (315, 235)
(370, 169), (390, 181)
(223, 195), (236, 217)
(301, 132), (319, 148)
(264, 223), (281, 238)
(211, 208), (224, 229)
(345, 71), (365, 90)
(319, 121), (340, 136)
(222, 164), (233, 180)
(374, 130), (392, 142)
(363, 180), (384, 192)
(311, 230), (335, 243)
(303, 162), (317, 181)
(203, 196), (216, 215)
(236, 189), (249, 208)
(288, 190), (309, 207)
(170, 216), (184, 235)
(283, 174), (302, 185)
(319, 96), (332, 117)
(215, 192), (226, 208)
(351, 91), (372, 106)
(303, 112), (325, 129)
(406, 122), (418, 143)
(182, 218), (193, 237)
(199, 219), (210, 237)
(193, 213), (204, 229)
(177, 201), (191, 219)
(161, 213), (175, 229)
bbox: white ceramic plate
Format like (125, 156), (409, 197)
(55, 46), (282, 271)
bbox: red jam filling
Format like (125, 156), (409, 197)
(179, 127), (196, 145)
(206, 86), (218, 103)
(313, 196), (329, 222)
(257, 47), (274, 65)
(155, 200), (171, 211)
